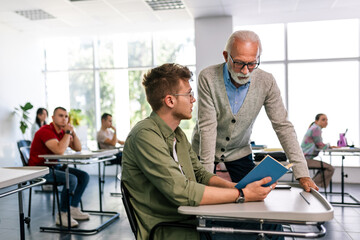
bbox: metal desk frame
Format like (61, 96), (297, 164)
(179, 184), (334, 239)
(0, 167), (48, 240)
(322, 148), (360, 206)
(38, 150), (120, 235)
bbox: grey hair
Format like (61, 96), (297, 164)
(224, 30), (262, 56)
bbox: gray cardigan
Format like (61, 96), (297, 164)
(192, 63), (310, 179)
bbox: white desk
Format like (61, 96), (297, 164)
(38, 149), (119, 235)
(0, 167), (48, 240)
(322, 147), (360, 206)
(179, 184), (334, 238)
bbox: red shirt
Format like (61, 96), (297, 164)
(29, 123), (65, 166)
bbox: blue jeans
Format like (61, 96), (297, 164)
(200, 220), (284, 240)
(44, 166), (90, 212)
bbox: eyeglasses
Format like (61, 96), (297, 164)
(229, 55), (260, 71)
(173, 91), (195, 99)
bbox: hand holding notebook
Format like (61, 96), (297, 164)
(235, 155), (292, 189)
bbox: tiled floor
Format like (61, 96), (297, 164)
(1, 173), (360, 240)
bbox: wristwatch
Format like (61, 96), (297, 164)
(235, 188), (245, 203)
(65, 130), (72, 135)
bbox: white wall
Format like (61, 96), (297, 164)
(194, 16), (233, 74)
(0, 33), (46, 167)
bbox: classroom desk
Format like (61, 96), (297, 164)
(0, 167), (48, 240)
(322, 147), (360, 206)
(38, 149), (119, 235)
(179, 184), (334, 239)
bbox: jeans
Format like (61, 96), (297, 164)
(215, 154), (255, 183)
(44, 166), (90, 212)
(200, 221), (284, 240)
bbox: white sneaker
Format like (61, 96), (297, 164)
(56, 212), (78, 227)
(70, 206), (90, 220)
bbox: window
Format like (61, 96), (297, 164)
(235, 19), (360, 166)
(43, 30), (196, 146)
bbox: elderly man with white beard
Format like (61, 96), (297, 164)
(192, 30), (317, 192)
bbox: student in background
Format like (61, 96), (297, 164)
(301, 113), (335, 188)
(29, 107), (90, 227)
(31, 108), (48, 140)
(97, 113), (124, 164)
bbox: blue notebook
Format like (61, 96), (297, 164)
(235, 155), (290, 189)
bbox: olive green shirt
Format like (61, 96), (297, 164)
(122, 112), (215, 240)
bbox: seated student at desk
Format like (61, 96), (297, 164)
(29, 106), (90, 227)
(97, 113), (124, 164)
(301, 113), (336, 189)
(122, 63), (283, 240)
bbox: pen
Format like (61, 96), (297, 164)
(299, 192), (311, 205)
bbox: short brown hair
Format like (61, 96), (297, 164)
(142, 63), (192, 111)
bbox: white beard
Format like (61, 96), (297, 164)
(228, 64), (252, 85)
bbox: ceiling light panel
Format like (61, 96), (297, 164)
(145, 0), (185, 11)
(14, 9), (55, 21)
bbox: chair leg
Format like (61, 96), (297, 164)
(27, 187), (32, 227)
(115, 164), (119, 190)
(320, 161), (327, 197)
(51, 168), (62, 225)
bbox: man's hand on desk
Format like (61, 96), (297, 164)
(299, 177), (319, 192)
(242, 177), (277, 202)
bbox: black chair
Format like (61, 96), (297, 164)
(120, 180), (208, 240)
(98, 142), (121, 191)
(17, 141), (62, 226)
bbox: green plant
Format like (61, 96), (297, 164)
(14, 102), (34, 134)
(69, 109), (83, 126)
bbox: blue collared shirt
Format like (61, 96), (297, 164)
(223, 63), (251, 114)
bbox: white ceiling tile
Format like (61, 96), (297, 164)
(111, 1), (152, 13)
(0, 11), (30, 22)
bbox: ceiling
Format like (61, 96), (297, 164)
(1, 0), (360, 36)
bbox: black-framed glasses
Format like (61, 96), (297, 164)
(229, 55), (260, 71)
(172, 91), (195, 99)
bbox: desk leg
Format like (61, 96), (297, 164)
(341, 156), (345, 204)
(18, 184), (25, 240)
(98, 162), (103, 212)
(65, 165), (71, 230)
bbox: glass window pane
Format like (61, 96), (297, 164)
(68, 71), (96, 141)
(288, 19), (359, 60)
(127, 33), (152, 67)
(98, 37), (114, 68)
(98, 36), (128, 68)
(288, 62), (359, 158)
(235, 24), (285, 61)
(45, 72), (71, 112)
(251, 64), (286, 148)
(128, 70), (152, 127)
(68, 38), (94, 69)
(44, 39), (69, 71)
(99, 69), (130, 140)
(154, 30), (195, 65)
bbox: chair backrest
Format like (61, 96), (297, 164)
(17, 140), (31, 166)
(19, 146), (31, 166)
(121, 181), (138, 237)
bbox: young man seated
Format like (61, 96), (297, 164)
(97, 113), (124, 165)
(121, 63), (283, 240)
(29, 107), (90, 227)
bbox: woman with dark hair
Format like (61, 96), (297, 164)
(301, 113), (336, 189)
(31, 108), (48, 140)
